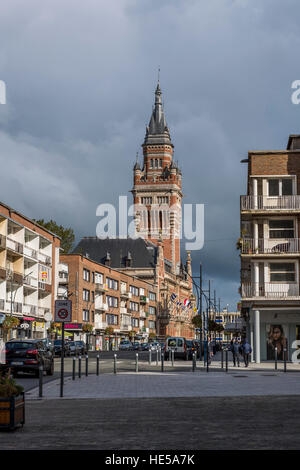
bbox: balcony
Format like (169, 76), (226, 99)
(58, 272), (68, 284)
(94, 298), (108, 311)
(95, 282), (108, 293)
(0, 267), (6, 281)
(6, 238), (23, 254)
(23, 304), (37, 315)
(241, 195), (300, 212)
(94, 321), (108, 330)
(38, 252), (51, 266)
(140, 295), (149, 303)
(0, 299), (4, 310)
(241, 282), (300, 299)
(23, 245), (38, 260)
(120, 324), (132, 331)
(240, 238), (300, 255)
(23, 275), (38, 289)
(120, 290), (132, 299)
(5, 301), (22, 313)
(120, 307), (128, 314)
(38, 306), (50, 317)
(140, 311), (146, 319)
(6, 270), (23, 285)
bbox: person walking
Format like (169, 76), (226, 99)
(241, 339), (252, 367)
(231, 338), (240, 367)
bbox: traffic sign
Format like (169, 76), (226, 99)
(55, 300), (72, 322)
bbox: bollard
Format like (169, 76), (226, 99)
(225, 350), (228, 372)
(161, 351), (164, 372)
(172, 349), (174, 367)
(85, 355), (89, 377)
(206, 353), (209, 373)
(72, 357), (76, 380)
(78, 355), (82, 379)
(114, 354), (117, 374)
(135, 353), (139, 373)
(39, 365), (43, 398)
(284, 348), (287, 373)
(96, 354), (100, 376)
(221, 349), (224, 369)
(169, 349), (172, 361)
(275, 347), (278, 371)
(192, 353), (196, 372)
(156, 348), (159, 366)
(149, 350), (152, 365)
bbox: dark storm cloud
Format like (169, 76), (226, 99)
(1, 0), (300, 309)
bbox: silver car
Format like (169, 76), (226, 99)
(119, 340), (133, 351)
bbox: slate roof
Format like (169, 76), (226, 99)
(73, 237), (158, 269)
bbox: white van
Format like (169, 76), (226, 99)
(165, 337), (188, 360)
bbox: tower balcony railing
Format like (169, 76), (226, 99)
(241, 238), (300, 254)
(241, 195), (300, 211)
(241, 282), (299, 298)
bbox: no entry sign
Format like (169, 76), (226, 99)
(55, 300), (72, 322)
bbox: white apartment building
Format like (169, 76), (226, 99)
(0, 202), (60, 340)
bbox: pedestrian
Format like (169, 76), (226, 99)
(207, 337), (214, 364)
(231, 338), (240, 367)
(241, 339), (252, 367)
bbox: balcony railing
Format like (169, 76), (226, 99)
(23, 275), (38, 288)
(241, 238), (300, 254)
(23, 245), (38, 260)
(38, 307), (50, 317)
(0, 299), (4, 310)
(120, 290), (132, 298)
(241, 282), (299, 298)
(58, 272), (68, 283)
(0, 234), (6, 249)
(5, 301), (22, 313)
(23, 304), (37, 315)
(120, 324), (132, 331)
(6, 237), (23, 254)
(241, 195), (300, 211)
(38, 252), (51, 265)
(94, 300), (108, 311)
(94, 321), (108, 330)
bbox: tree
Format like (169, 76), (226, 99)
(105, 327), (114, 336)
(192, 315), (202, 329)
(82, 324), (93, 333)
(34, 219), (75, 254)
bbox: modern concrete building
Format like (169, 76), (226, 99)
(240, 134), (300, 362)
(0, 201), (60, 340)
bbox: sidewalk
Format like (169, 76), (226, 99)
(26, 369), (300, 400)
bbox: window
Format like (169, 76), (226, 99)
(83, 269), (90, 282)
(149, 292), (156, 301)
(131, 317), (139, 327)
(150, 159), (153, 168)
(269, 220), (294, 239)
(106, 314), (118, 325)
(83, 289), (90, 301)
(268, 178), (293, 196)
(270, 263), (296, 282)
(107, 296), (118, 308)
(83, 309), (89, 322)
(130, 301), (139, 312)
(91, 291), (95, 302)
(149, 320), (156, 329)
(141, 197), (152, 205)
(157, 196), (169, 205)
(95, 272), (103, 284)
(159, 159), (162, 168)
(155, 159), (158, 168)
(107, 277), (118, 290)
(149, 306), (156, 315)
(130, 285), (139, 297)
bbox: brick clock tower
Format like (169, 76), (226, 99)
(132, 82), (183, 274)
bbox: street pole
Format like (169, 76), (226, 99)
(60, 322), (65, 398)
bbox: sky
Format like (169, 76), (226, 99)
(1, 0), (300, 310)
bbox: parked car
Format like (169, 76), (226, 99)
(68, 341), (77, 356)
(164, 337), (191, 360)
(139, 343), (150, 351)
(75, 341), (87, 355)
(149, 342), (160, 351)
(119, 340), (133, 351)
(53, 339), (71, 357)
(1, 339), (54, 377)
(41, 337), (54, 353)
(132, 342), (140, 350)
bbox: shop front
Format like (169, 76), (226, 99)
(247, 308), (300, 362)
(64, 323), (82, 340)
(17, 317), (35, 339)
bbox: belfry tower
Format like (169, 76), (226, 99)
(132, 82), (183, 274)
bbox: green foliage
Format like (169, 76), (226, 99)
(82, 323), (93, 333)
(105, 327), (114, 336)
(1, 315), (19, 330)
(34, 219), (75, 253)
(192, 315), (202, 329)
(0, 370), (24, 398)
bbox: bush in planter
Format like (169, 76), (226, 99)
(0, 370), (25, 430)
(0, 370), (24, 398)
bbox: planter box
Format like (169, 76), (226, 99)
(0, 393), (25, 430)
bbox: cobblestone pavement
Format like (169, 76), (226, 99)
(1, 395), (300, 450)
(26, 370), (300, 400)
